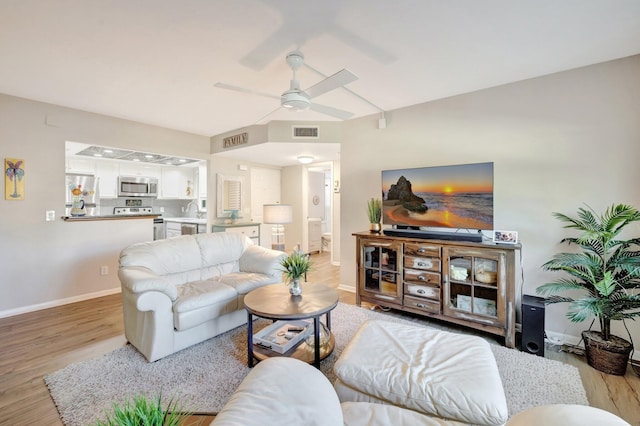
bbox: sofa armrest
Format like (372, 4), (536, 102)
(239, 245), (287, 278)
(213, 357), (343, 425)
(118, 266), (178, 301)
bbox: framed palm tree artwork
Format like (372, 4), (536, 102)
(5, 158), (25, 200)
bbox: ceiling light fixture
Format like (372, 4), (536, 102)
(297, 156), (314, 164)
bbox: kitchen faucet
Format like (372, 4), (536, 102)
(185, 200), (200, 218)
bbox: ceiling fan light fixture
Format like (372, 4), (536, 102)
(297, 156), (314, 164)
(281, 90), (310, 111)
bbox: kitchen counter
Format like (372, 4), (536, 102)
(163, 217), (207, 225)
(62, 214), (160, 222)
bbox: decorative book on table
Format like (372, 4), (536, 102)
(253, 320), (312, 353)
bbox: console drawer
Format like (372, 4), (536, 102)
(404, 268), (441, 285)
(405, 243), (441, 259)
(404, 256), (441, 272)
(404, 295), (441, 314)
(405, 283), (440, 300)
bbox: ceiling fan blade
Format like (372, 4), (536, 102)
(309, 102), (354, 120)
(214, 82), (280, 100)
(255, 106), (283, 125)
(304, 69), (358, 99)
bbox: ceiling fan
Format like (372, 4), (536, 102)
(214, 51), (358, 120)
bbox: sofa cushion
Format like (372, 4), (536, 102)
(173, 280), (237, 313)
(212, 357), (343, 426)
(505, 404), (630, 426)
(120, 235), (202, 277)
(334, 320), (508, 426)
(196, 232), (251, 268)
(219, 273), (281, 295)
(239, 244), (287, 276)
(173, 280), (238, 331)
(341, 401), (467, 426)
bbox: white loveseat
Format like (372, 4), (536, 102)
(118, 232), (286, 362)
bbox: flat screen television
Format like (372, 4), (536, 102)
(381, 162), (494, 231)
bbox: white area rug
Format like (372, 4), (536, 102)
(45, 303), (588, 425)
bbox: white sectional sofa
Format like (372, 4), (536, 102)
(118, 232), (286, 362)
(212, 357), (631, 426)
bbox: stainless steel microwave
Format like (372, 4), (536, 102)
(117, 176), (158, 197)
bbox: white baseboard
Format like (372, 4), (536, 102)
(545, 329), (639, 362)
(0, 287), (121, 319)
(338, 283), (355, 293)
(545, 330), (583, 347)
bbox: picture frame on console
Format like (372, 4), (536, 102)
(493, 230), (518, 244)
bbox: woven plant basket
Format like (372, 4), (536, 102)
(582, 330), (633, 376)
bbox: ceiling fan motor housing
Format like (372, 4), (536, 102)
(281, 90), (310, 110)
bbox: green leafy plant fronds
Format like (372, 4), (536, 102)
(279, 250), (312, 281)
(537, 203), (640, 340)
(94, 394), (190, 426)
(367, 198), (382, 223)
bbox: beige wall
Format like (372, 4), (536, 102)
(0, 94), (209, 316)
(339, 55), (640, 349)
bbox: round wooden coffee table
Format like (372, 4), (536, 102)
(244, 283), (339, 369)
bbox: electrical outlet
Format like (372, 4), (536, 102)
(100, 266), (109, 276)
(46, 210), (56, 221)
(160, 207), (165, 213)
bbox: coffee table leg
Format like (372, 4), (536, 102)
(313, 316), (320, 369)
(326, 311), (332, 330)
(247, 311), (254, 368)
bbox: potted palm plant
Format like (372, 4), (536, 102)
(367, 198), (382, 233)
(280, 247), (312, 296)
(537, 203), (640, 375)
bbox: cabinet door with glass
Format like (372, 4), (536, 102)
(359, 239), (403, 305)
(443, 247), (506, 327)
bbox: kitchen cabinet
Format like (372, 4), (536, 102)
(119, 162), (161, 179)
(165, 221), (182, 238)
(67, 154), (201, 200)
(95, 160), (119, 198)
(161, 167), (195, 199)
(354, 232), (519, 348)
(66, 158), (95, 174)
(165, 218), (207, 238)
(212, 223), (260, 245)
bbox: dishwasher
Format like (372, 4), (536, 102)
(181, 223), (198, 235)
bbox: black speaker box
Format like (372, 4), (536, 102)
(521, 295), (546, 356)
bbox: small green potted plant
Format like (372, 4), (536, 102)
(537, 203), (640, 375)
(94, 394), (192, 426)
(367, 198), (382, 233)
(280, 247), (312, 296)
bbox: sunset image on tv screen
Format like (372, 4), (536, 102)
(381, 162), (494, 230)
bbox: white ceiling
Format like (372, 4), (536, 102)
(2, 1), (640, 165)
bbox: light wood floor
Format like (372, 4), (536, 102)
(1, 251), (638, 425)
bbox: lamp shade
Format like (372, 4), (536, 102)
(263, 204), (293, 224)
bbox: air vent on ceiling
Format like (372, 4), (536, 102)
(293, 126), (319, 139)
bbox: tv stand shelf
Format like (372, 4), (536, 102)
(353, 231), (520, 348)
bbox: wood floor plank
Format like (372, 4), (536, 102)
(0, 250), (638, 425)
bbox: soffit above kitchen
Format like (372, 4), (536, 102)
(0, 1), (639, 137)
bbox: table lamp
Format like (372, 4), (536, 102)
(263, 204), (293, 251)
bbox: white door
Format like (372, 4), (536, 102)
(250, 167), (281, 248)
